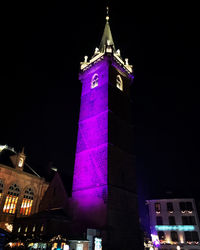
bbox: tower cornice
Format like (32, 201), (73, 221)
(80, 53), (134, 81)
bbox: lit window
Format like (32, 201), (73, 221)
(167, 202), (174, 213)
(116, 74), (123, 91)
(32, 225), (36, 232)
(155, 203), (161, 213)
(158, 231), (165, 242)
(0, 179), (3, 202)
(91, 74), (98, 89)
(18, 227), (21, 233)
(20, 188), (34, 216)
(185, 231), (199, 242)
(186, 202), (193, 212)
(3, 184), (20, 214)
(179, 201), (193, 213)
(25, 226), (28, 232)
(179, 202), (186, 213)
(18, 157), (24, 167)
(40, 225), (44, 232)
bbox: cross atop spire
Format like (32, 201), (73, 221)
(99, 6), (115, 53)
(106, 6), (109, 21)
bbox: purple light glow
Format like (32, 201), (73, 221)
(72, 56), (133, 227)
(72, 59), (109, 226)
(151, 234), (160, 247)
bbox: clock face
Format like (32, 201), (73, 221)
(116, 74), (123, 91)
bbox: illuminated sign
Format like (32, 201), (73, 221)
(155, 225), (195, 231)
(94, 237), (102, 250)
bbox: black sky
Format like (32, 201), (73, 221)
(1, 2), (200, 199)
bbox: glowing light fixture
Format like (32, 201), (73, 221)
(151, 234), (160, 247)
(5, 223), (13, 232)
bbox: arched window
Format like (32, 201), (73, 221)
(3, 184), (20, 214)
(158, 231), (165, 242)
(91, 74), (98, 89)
(171, 231), (179, 242)
(116, 74), (123, 91)
(0, 179), (3, 201)
(156, 216), (163, 225)
(20, 188), (34, 216)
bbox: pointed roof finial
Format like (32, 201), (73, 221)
(106, 6), (109, 21)
(21, 147), (25, 154)
(99, 5), (115, 53)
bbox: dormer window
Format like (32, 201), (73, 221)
(18, 157), (24, 167)
(116, 74), (123, 91)
(91, 74), (98, 89)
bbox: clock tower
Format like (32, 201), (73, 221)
(72, 9), (142, 250)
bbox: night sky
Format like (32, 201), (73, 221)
(1, 2), (200, 201)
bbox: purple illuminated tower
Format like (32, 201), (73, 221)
(72, 10), (142, 250)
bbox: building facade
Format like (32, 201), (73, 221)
(146, 198), (200, 250)
(0, 145), (48, 232)
(72, 10), (142, 250)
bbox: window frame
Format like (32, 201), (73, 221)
(20, 187), (34, 216)
(91, 73), (99, 89)
(171, 231), (179, 242)
(167, 202), (174, 213)
(156, 216), (163, 225)
(169, 216), (176, 225)
(3, 183), (20, 214)
(116, 74), (123, 91)
(155, 202), (161, 213)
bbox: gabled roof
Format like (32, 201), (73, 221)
(39, 172), (69, 212)
(0, 146), (40, 177)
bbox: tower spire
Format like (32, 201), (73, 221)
(99, 6), (115, 53)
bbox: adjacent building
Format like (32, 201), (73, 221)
(0, 145), (48, 232)
(146, 198), (200, 250)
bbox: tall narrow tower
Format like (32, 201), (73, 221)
(72, 9), (142, 250)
